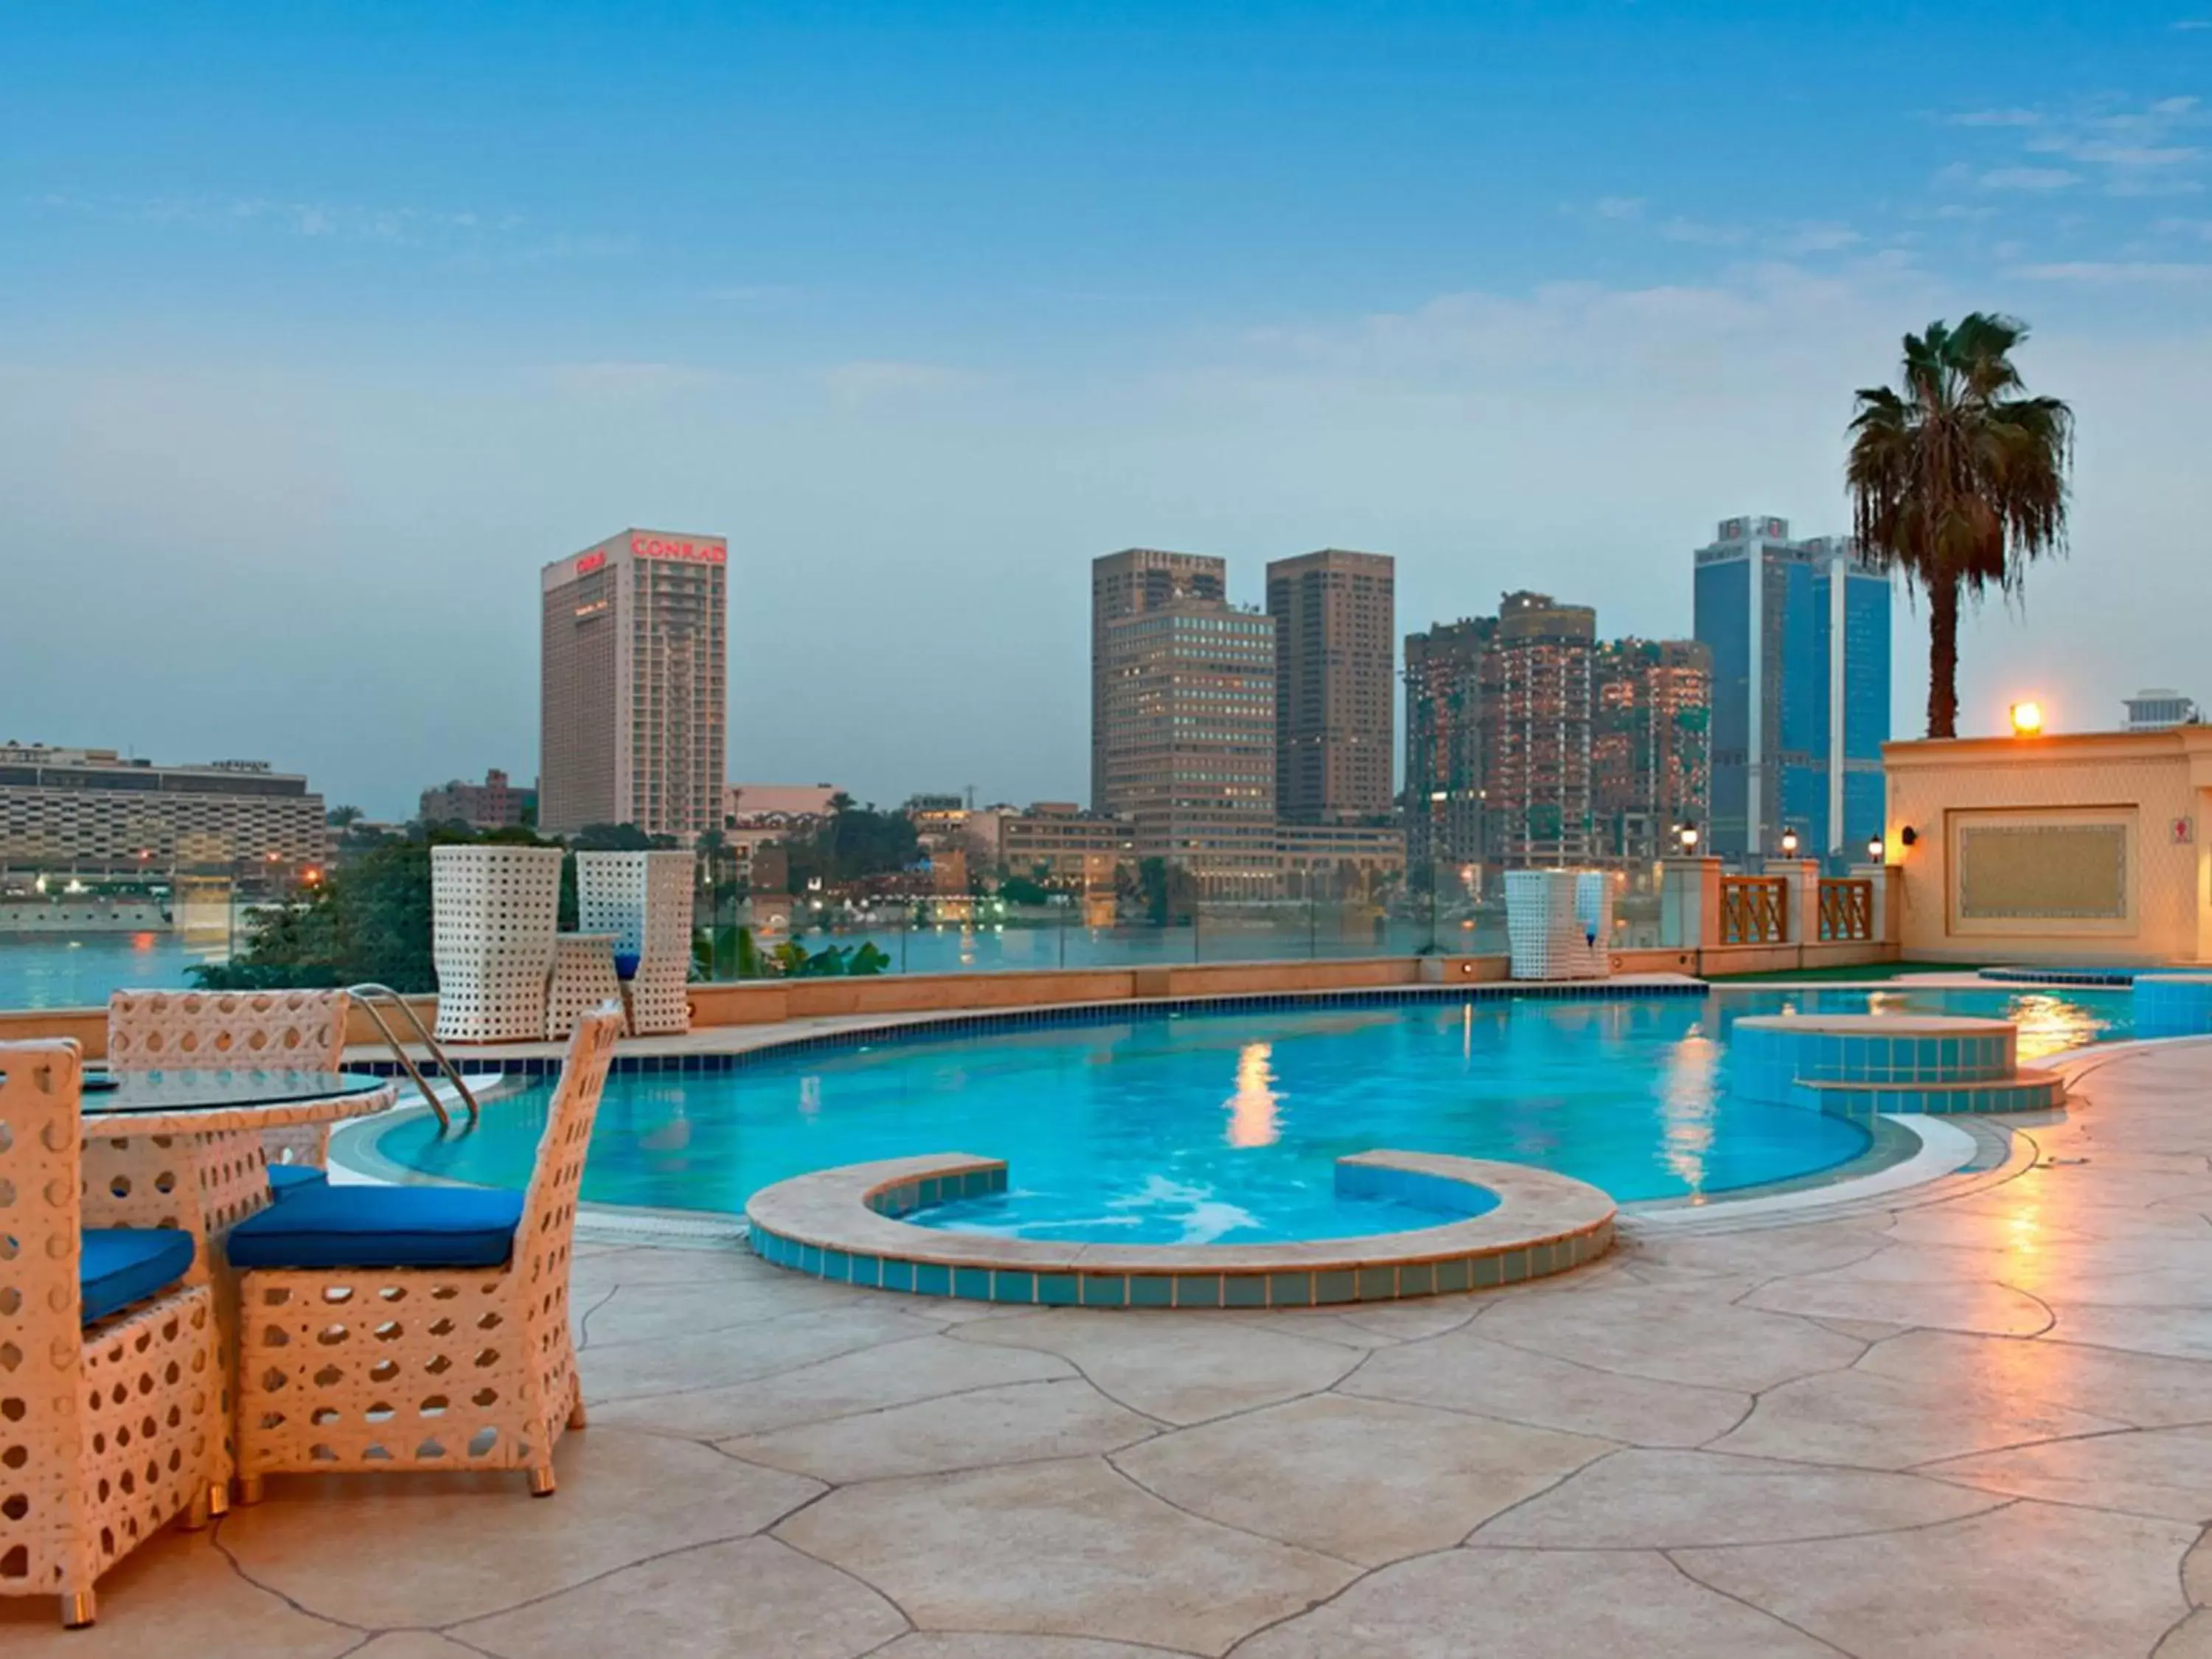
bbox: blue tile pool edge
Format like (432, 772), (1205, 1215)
(744, 1150), (1616, 1308)
(353, 979), (1711, 1079)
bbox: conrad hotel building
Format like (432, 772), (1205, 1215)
(540, 529), (729, 841)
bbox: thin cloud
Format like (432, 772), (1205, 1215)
(1949, 108), (2043, 127)
(1655, 215), (1748, 246)
(822, 360), (973, 405)
(1978, 167), (2082, 191)
(28, 189), (622, 263)
(1591, 195), (1646, 221)
(704, 283), (809, 305)
(1784, 222), (1863, 254)
(2034, 137), (2199, 167)
(32, 191), (469, 242)
(2011, 260), (2212, 282)
(542, 361), (720, 397)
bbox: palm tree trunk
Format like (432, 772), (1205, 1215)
(1927, 578), (1961, 740)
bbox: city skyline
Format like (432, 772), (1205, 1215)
(7, 4), (2207, 816)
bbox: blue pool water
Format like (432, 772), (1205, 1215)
(368, 985), (2130, 1243)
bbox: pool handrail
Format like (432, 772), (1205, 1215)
(346, 982), (479, 1130)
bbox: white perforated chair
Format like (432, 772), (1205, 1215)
(575, 850), (695, 1035)
(107, 989), (355, 1192)
(227, 1006), (622, 1501)
(0, 1040), (230, 1628)
(431, 844), (563, 1043)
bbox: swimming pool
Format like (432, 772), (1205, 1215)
(364, 983), (2128, 1241)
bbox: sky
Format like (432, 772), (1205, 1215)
(4, 1), (2209, 818)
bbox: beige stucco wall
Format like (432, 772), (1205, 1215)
(1885, 728), (2212, 964)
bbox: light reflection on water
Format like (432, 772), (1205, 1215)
(2006, 992), (2105, 1063)
(1225, 1041), (1281, 1148)
(1661, 1032), (1719, 1193)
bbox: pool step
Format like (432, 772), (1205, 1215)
(1791, 1067), (2067, 1118)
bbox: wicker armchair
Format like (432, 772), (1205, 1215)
(0, 1040), (231, 1627)
(229, 1006), (622, 1501)
(107, 988), (354, 1188)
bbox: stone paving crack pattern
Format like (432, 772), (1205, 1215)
(11, 1043), (2212, 1655)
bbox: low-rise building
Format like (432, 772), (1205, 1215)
(0, 744), (327, 883)
(726, 782), (844, 827)
(1276, 820), (1405, 900)
(1001, 803), (1138, 885)
(419, 768), (535, 831)
(1885, 726), (2212, 964)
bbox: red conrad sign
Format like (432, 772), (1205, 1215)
(630, 536), (726, 565)
(576, 551), (607, 575)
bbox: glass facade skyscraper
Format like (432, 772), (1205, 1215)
(1693, 517), (1890, 861)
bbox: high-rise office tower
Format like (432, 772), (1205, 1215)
(1692, 516), (1891, 859)
(1265, 549), (1396, 824)
(1409, 599), (1705, 873)
(1403, 616), (1497, 872)
(1484, 591), (1599, 868)
(1097, 599), (1278, 895)
(1593, 639), (1713, 863)
(540, 529), (728, 841)
(1090, 549), (1228, 810)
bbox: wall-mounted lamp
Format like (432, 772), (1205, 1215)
(2009, 700), (2045, 737)
(1779, 828), (1799, 856)
(1899, 825), (1919, 848)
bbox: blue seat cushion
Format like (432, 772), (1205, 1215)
(268, 1162), (330, 1195)
(81, 1228), (197, 1324)
(226, 1184), (526, 1271)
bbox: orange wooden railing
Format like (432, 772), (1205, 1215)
(1718, 876), (1788, 945)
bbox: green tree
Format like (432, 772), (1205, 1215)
(326, 804), (364, 830)
(192, 825), (564, 992)
(1136, 856), (1196, 925)
(784, 796), (922, 886)
(1847, 313), (2073, 739)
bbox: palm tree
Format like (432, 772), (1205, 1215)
(1846, 313), (2073, 739)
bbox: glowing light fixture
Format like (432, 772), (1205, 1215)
(2009, 700), (2045, 737)
(1868, 834), (1885, 863)
(1678, 823), (1700, 853)
(1780, 828), (1799, 857)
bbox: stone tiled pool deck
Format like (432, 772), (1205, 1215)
(7, 1033), (2211, 1656)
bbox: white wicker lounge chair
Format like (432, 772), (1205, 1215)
(228, 1006), (622, 1501)
(431, 844), (563, 1043)
(576, 849), (695, 1034)
(0, 1040), (231, 1627)
(107, 987), (355, 1190)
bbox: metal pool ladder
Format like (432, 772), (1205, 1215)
(347, 983), (482, 1132)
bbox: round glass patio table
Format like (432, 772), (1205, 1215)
(80, 1068), (399, 1237)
